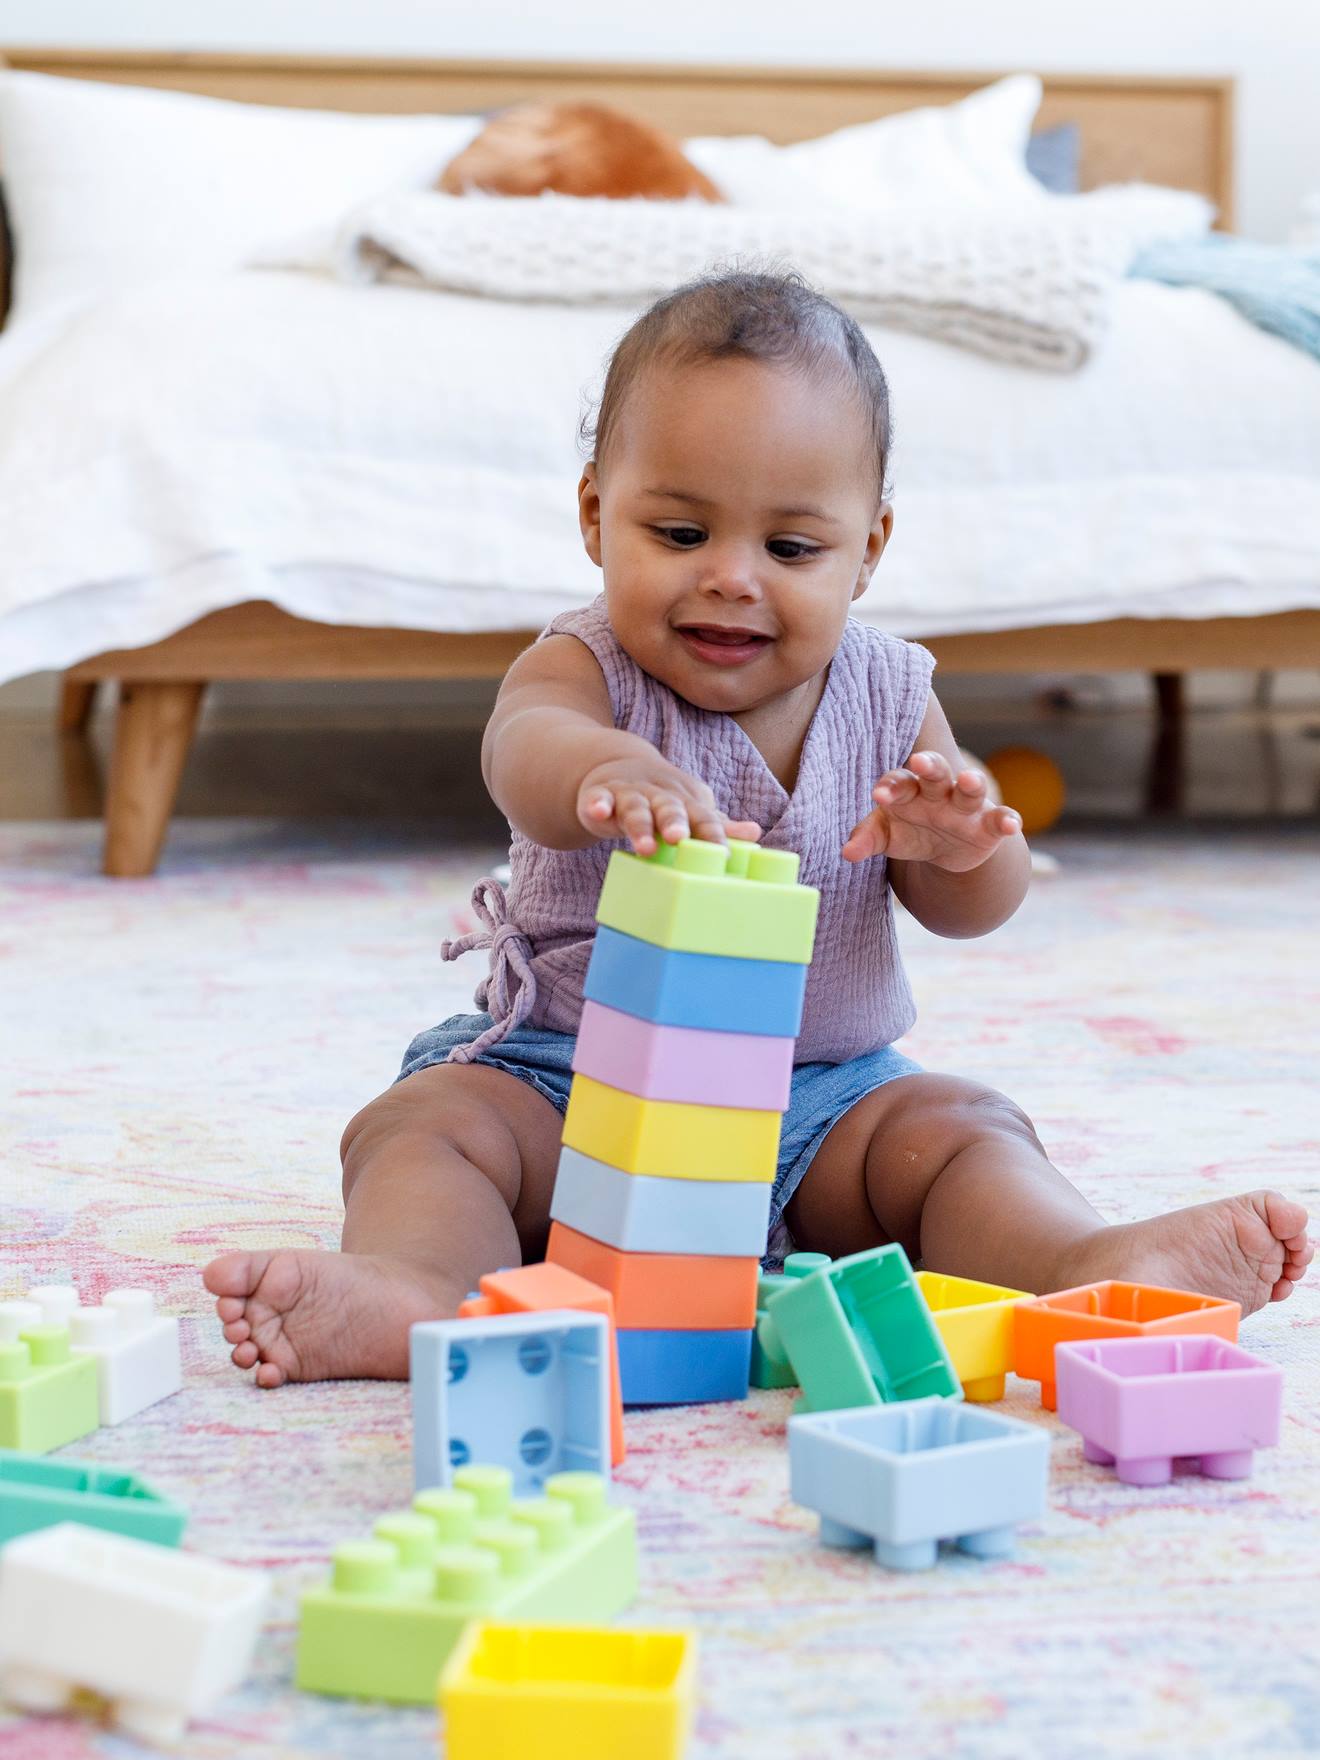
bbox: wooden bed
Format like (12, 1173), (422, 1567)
(3, 48), (1316, 874)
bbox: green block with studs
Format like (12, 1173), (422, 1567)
(296, 1465), (636, 1705)
(595, 838), (819, 964)
(0, 1327), (100, 1455)
(750, 1254), (833, 1390)
(759, 1245), (962, 1414)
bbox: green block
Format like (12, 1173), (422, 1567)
(761, 1245), (962, 1413)
(0, 1447), (187, 1546)
(296, 1465), (637, 1705)
(0, 1327), (100, 1455)
(595, 838), (819, 964)
(750, 1255), (832, 1389)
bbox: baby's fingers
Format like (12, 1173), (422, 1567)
(650, 791), (693, 847)
(907, 750), (954, 799)
(842, 808), (887, 864)
(611, 786), (661, 855)
(949, 768), (990, 816)
(871, 769), (919, 810)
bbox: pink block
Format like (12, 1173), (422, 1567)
(1056, 1334), (1283, 1486)
(572, 1001), (794, 1109)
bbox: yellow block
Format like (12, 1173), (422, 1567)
(563, 1075), (779, 1183)
(440, 1621), (698, 1760)
(915, 1270), (1032, 1402)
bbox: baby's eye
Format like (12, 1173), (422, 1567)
(653, 525), (706, 548)
(767, 538), (822, 561)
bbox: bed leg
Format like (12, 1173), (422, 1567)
(59, 677), (99, 733)
(1153, 673), (1184, 726)
(103, 681), (206, 877)
(1146, 672), (1185, 815)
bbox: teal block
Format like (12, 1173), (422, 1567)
(0, 1448), (187, 1546)
(750, 1255), (832, 1390)
(760, 1245), (962, 1413)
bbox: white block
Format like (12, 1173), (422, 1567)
(0, 1302), (42, 1343)
(28, 1286), (80, 1328)
(0, 1523), (268, 1743)
(67, 1289), (183, 1425)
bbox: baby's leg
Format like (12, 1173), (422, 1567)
(202, 1063), (563, 1386)
(786, 1073), (1311, 1316)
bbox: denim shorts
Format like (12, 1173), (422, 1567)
(397, 1013), (922, 1258)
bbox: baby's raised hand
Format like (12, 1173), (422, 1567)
(842, 750), (1021, 870)
(578, 756), (761, 856)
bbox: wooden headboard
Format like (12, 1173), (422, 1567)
(0, 50), (1236, 324)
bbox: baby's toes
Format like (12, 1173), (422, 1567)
(231, 1339), (260, 1369)
(223, 1316), (252, 1345)
(214, 1294), (247, 1326)
(255, 1360), (288, 1390)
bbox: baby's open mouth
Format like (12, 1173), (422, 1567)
(675, 623), (774, 666)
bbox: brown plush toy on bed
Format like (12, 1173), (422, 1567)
(438, 101), (723, 202)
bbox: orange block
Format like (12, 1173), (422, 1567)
(1014, 1280), (1240, 1410)
(546, 1222), (759, 1331)
(458, 1263), (625, 1465)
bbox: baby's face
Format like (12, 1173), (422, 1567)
(580, 356), (889, 715)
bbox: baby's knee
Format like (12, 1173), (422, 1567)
(338, 1073), (517, 1204)
(954, 1082), (1041, 1149)
(890, 1073), (1042, 1170)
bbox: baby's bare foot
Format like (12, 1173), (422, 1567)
(202, 1250), (461, 1387)
(1060, 1189), (1312, 1319)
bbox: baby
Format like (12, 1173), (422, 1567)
(206, 270), (1311, 1386)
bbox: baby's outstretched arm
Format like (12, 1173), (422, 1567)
(843, 690), (1030, 938)
(483, 634), (759, 854)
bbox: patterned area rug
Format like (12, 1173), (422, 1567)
(1, 820), (1318, 1760)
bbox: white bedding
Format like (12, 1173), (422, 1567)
(2, 268), (1319, 683)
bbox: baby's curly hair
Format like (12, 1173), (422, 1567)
(581, 266), (893, 502)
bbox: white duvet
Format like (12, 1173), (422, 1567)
(2, 267), (1319, 683)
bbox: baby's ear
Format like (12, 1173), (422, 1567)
(578, 463), (604, 567)
(854, 501), (893, 597)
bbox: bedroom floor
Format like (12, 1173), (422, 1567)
(1, 816), (1317, 1759)
(3, 677), (1320, 825)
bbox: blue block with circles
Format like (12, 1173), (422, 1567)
(584, 925), (807, 1037)
(410, 1311), (611, 1495)
(616, 1327), (753, 1407)
(551, 1146), (772, 1257)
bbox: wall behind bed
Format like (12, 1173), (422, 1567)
(1, 0), (1314, 243)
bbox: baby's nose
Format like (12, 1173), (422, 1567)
(699, 545), (763, 599)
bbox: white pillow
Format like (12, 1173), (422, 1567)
(0, 70), (479, 322)
(686, 74), (1046, 213)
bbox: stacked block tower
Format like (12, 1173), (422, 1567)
(546, 836), (819, 1405)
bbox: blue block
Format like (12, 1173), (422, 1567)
(550, 1147), (772, 1257)
(584, 926), (807, 1036)
(788, 1400), (1049, 1571)
(410, 1311), (611, 1495)
(616, 1328), (752, 1407)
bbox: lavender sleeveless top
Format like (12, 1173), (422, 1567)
(443, 596), (935, 1065)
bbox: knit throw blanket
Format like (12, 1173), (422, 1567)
(326, 191), (1145, 372)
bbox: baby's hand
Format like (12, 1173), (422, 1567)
(842, 750), (1021, 871)
(577, 756), (761, 856)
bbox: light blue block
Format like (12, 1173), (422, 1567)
(584, 926), (807, 1036)
(788, 1399), (1049, 1571)
(410, 1311), (611, 1495)
(550, 1147), (772, 1257)
(617, 1328), (752, 1407)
